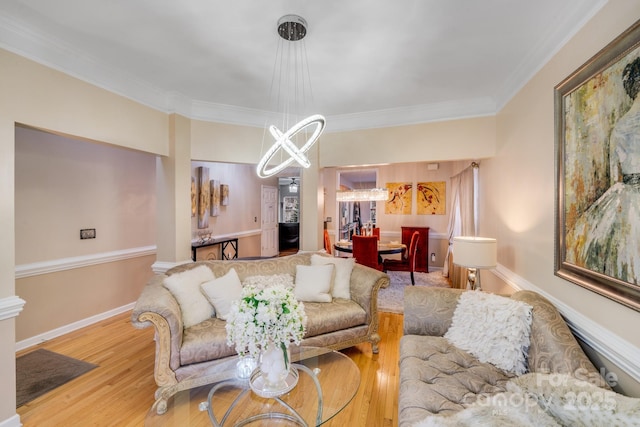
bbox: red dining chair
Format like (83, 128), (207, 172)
(323, 229), (333, 255)
(372, 227), (380, 240)
(352, 235), (383, 271)
(383, 231), (419, 285)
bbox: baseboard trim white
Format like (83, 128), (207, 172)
(15, 302), (135, 352)
(0, 414), (21, 427)
(15, 246), (157, 279)
(494, 265), (640, 383)
(0, 295), (26, 321)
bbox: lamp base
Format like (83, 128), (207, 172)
(466, 268), (482, 291)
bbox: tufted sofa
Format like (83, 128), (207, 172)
(132, 252), (389, 414)
(399, 287), (607, 427)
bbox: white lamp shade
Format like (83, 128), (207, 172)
(452, 236), (497, 269)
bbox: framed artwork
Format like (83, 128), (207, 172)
(555, 19), (640, 311)
(210, 179), (221, 217)
(221, 184), (229, 206)
(191, 176), (196, 217)
(417, 181), (446, 215)
(196, 167), (210, 229)
(385, 182), (412, 215)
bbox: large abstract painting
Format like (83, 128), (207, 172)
(555, 19), (640, 311)
(417, 181), (446, 215)
(385, 182), (412, 215)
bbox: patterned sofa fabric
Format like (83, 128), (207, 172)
(399, 287), (606, 427)
(131, 251), (389, 415)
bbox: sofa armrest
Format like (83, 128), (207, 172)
(349, 263), (390, 323)
(510, 290), (608, 387)
(403, 287), (464, 336)
(131, 274), (183, 380)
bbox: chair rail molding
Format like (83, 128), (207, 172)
(494, 264), (640, 384)
(15, 246), (157, 279)
(0, 295), (26, 321)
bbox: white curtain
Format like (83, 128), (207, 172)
(443, 163), (477, 288)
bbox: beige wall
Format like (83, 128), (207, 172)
(319, 116), (496, 167)
(13, 126), (157, 341)
(0, 48), (169, 423)
(190, 161), (275, 258)
(483, 0), (640, 396)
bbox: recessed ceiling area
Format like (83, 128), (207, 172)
(0, 1), (606, 131)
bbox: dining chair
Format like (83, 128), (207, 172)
(323, 229), (333, 255)
(383, 231), (420, 284)
(352, 235), (383, 271)
(372, 227), (380, 240)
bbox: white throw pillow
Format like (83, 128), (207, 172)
(200, 268), (243, 320)
(162, 265), (215, 328)
(507, 373), (640, 425)
(293, 264), (334, 303)
(310, 254), (355, 299)
(444, 291), (533, 375)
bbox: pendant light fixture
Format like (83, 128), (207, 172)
(256, 15), (326, 178)
(289, 178), (299, 193)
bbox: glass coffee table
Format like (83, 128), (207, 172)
(145, 347), (360, 426)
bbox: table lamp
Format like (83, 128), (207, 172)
(452, 236), (497, 291)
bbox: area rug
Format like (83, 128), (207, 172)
(378, 271), (451, 314)
(16, 348), (97, 407)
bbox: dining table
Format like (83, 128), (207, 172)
(333, 240), (406, 256)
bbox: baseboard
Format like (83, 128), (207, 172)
(494, 265), (640, 384)
(15, 302), (135, 352)
(0, 414), (21, 427)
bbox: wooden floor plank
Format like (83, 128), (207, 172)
(16, 311), (403, 426)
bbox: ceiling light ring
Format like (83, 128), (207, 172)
(256, 114), (326, 178)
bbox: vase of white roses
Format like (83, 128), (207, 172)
(226, 284), (307, 395)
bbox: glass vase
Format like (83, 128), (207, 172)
(259, 341), (291, 391)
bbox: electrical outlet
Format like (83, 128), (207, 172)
(80, 228), (96, 239)
(431, 252), (436, 262)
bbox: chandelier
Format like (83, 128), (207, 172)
(256, 15), (326, 178)
(336, 188), (389, 202)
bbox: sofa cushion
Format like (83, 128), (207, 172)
(181, 318), (236, 365)
(163, 265), (215, 328)
(294, 264), (334, 302)
(200, 268), (243, 320)
(310, 254), (355, 299)
(398, 335), (513, 426)
(301, 299), (366, 338)
(444, 291), (533, 375)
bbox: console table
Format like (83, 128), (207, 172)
(191, 238), (238, 261)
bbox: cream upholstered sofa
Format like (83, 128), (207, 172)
(399, 287), (611, 427)
(132, 252), (389, 414)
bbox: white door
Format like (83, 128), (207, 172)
(261, 185), (279, 257)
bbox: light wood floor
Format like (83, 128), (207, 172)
(16, 311), (403, 427)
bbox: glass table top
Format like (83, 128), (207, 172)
(145, 347), (360, 426)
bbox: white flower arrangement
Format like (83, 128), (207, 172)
(226, 284), (307, 359)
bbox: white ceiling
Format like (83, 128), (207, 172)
(0, 0), (606, 132)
